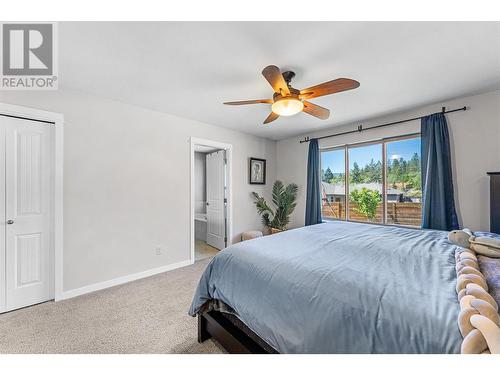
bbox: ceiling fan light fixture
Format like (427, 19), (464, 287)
(223, 65), (360, 124)
(271, 97), (304, 116)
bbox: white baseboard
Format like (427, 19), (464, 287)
(58, 259), (194, 301)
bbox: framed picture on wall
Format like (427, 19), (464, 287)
(249, 157), (266, 185)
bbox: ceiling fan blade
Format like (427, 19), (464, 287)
(300, 78), (360, 99)
(263, 112), (279, 124)
(302, 101), (330, 120)
(224, 99), (272, 105)
(261, 65), (290, 95)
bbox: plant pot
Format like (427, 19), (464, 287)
(270, 227), (284, 234)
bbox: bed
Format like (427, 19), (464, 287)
(189, 221), (464, 353)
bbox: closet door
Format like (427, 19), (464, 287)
(3, 116), (53, 312)
(0, 124), (5, 311)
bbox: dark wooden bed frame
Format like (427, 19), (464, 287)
(198, 310), (278, 354)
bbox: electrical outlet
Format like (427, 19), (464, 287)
(155, 246), (162, 256)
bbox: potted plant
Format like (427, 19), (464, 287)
(252, 180), (298, 234)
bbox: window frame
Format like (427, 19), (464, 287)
(320, 132), (421, 227)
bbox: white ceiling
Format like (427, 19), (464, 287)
(59, 22), (500, 140)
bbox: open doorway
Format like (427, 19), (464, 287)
(190, 138), (232, 263)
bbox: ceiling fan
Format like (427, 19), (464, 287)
(223, 65), (360, 124)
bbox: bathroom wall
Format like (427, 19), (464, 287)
(194, 152), (207, 214)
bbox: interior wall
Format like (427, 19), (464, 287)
(194, 152), (207, 214)
(277, 90), (500, 231)
(2, 87), (497, 292)
(0, 89), (276, 292)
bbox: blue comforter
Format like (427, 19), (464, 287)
(189, 221), (462, 353)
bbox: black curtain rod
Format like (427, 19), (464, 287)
(299, 106), (467, 144)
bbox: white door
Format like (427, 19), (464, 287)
(206, 150), (226, 250)
(1, 116), (53, 312)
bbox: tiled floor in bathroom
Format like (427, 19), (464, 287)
(195, 240), (219, 261)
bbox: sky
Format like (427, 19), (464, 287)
(321, 137), (421, 174)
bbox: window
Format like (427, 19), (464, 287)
(321, 148), (346, 220)
(386, 137), (422, 226)
(348, 143), (383, 223)
(320, 135), (422, 227)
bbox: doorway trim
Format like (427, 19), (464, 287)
(0, 102), (64, 306)
(190, 137), (232, 264)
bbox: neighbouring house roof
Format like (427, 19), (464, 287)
(321, 182), (403, 196)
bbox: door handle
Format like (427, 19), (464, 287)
(6, 220), (14, 225)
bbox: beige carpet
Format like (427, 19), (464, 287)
(0, 258), (225, 354)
